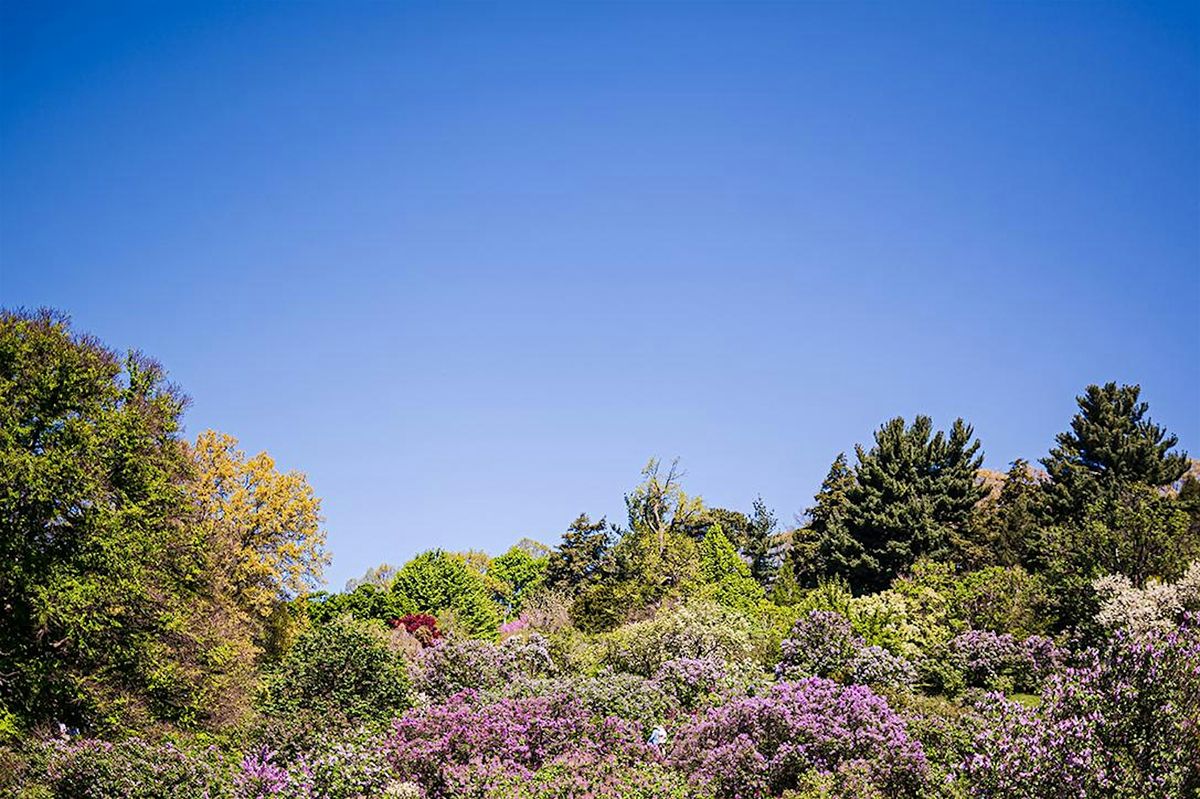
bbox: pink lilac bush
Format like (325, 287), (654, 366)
(669, 677), (929, 798)
(384, 690), (650, 798)
(962, 615), (1200, 798)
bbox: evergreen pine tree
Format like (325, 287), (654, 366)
(1042, 382), (1190, 520)
(840, 416), (985, 592)
(744, 497), (781, 586)
(804, 453), (865, 586)
(545, 514), (612, 589)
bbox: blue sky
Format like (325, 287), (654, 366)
(2, 1), (1197, 588)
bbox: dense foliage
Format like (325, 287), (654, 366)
(3, 310), (1199, 798)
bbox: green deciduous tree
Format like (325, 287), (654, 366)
(391, 550), (500, 639)
(0, 310), (249, 732)
(487, 545), (547, 619)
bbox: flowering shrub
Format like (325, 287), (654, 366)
(483, 759), (706, 798)
(385, 690), (648, 797)
(944, 630), (1063, 694)
(392, 613), (442, 645)
(500, 616), (531, 636)
(670, 678), (929, 798)
(492, 671), (680, 727)
(233, 726), (395, 799)
(234, 747), (305, 799)
(962, 616), (1200, 798)
(603, 602), (759, 676)
(1093, 562), (1200, 635)
(413, 634), (555, 698)
(41, 736), (233, 799)
(776, 611), (916, 691)
(654, 657), (727, 710)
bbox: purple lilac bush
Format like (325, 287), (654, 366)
(776, 611), (916, 691)
(669, 677), (929, 798)
(944, 629), (1064, 694)
(654, 657), (728, 710)
(384, 689), (650, 797)
(962, 616), (1200, 798)
(412, 633), (555, 698)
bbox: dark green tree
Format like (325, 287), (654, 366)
(821, 417), (985, 592)
(801, 453), (864, 586)
(743, 497), (781, 586)
(1042, 382), (1190, 520)
(545, 513), (612, 589)
(965, 459), (1049, 569)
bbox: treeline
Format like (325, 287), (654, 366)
(322, 383), (1198, 643)
(1, 308), (1197, 739)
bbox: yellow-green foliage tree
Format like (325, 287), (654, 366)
(697, 526), (765, 611)
(190, 430), (329, 627)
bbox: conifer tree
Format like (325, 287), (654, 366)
(802, 454), (864, 586)
(545, 514), (612, 589)
(697, 525), (764, 610)
(1042, 382), (1190, 520)
(818, 417), (985, 592)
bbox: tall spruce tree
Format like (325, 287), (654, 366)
(801, 453), (864, 586)
(827, 417), (985, 592)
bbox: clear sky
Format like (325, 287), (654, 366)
(2, 1), (1197, 589)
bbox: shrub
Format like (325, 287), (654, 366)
(603, 602), (758, 676)
(258, 615), (410, 723)
(962, 616), (1200, 798)
(653, 657), (727, 711)
(484, 671), (680, 728)
(515, 588), (574, 633)
(1093, 562), (1200, 635)
(483, 759), (705, 798)
(38, 736), (233, 799)
(776, 611), (916, 691)
(942, 630), (1063, 694)
(393, 613), (441, 645)
(670, 678), (929, 797)
(413, 634), (555, 699)
(384, 691), (648, 798)
(234, 726), (394, 799)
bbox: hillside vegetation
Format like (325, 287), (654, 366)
(2, 309), (1198, 798)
